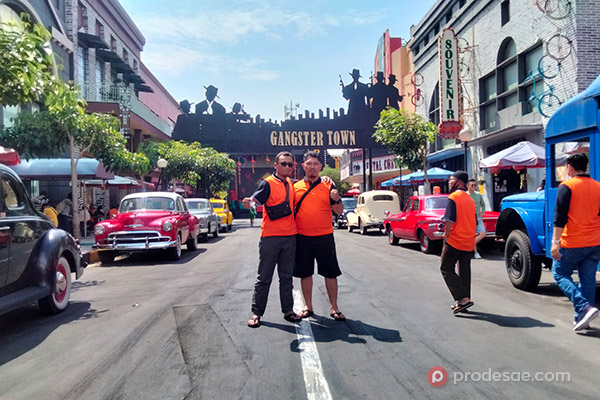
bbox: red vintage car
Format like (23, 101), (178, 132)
(93, 192), (200, 263)
(383, 194), (499, 254)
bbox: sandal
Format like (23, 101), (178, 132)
(299, 309), (314, 318)
(283, 312), (302, 323)
(452, 301), (474, 314)
(330, 311), (346, 321)
(247, 315), (261, 328)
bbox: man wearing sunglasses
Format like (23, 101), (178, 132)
(242, 151), (302, 327)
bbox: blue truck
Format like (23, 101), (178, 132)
(495, 74), (600, 291)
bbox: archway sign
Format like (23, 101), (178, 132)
(172, 69), (403, 153)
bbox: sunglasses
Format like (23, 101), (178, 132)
(278, 162), (294, 167)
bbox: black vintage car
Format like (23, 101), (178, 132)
(333, 197), (357, 229)
(0, 164), (85, 316)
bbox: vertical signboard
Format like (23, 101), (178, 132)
(438, 28), (462, 139)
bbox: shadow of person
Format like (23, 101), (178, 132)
(454, 311), (555, 328)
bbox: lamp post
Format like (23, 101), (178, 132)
(458, 127), (473, 172)
(156, 158), (168, 191)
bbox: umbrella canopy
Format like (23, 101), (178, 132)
(0, 146), (20, 166)
(346, 187), (361, 195)
(478, 141), (545, 171)
(84, 175), (139, 186)
(380, 177), (397, 187)
(408, 167), (454, 184)
(10, 158), (114, 180)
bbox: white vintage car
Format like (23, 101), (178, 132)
(346, 190), (401, 235)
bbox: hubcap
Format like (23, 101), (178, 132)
(55, 270), (67, 294)
(176, 237), (181, 256)
(509, 248), (523, 277)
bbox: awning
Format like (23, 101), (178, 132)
(112, 61), (134, 74)
(381, 173), (415, 187)
(135, 84), (154, 93)
(0, 146), (20, 166)
(77, 32), (109, 49)
(9, 158), (114, 180)
(84, 175), (156, 190)
(478, 141), (545, 171)
(427, 147), (463, 163)
(123, 73), (145, 84)
(96, 49), (123, 63)
(409, 167), (454, 184)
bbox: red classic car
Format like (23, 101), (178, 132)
(93, 192), (200, 263)
(383, 194), (499, 254)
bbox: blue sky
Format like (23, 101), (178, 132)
(120, 0), (437, 121)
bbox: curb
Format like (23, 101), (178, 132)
(83, 249), (99, 265)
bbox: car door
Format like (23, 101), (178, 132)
(2, 173), (45, 287)
(403, 198), (422, 240)
(177, 197), (190, 242)
(395, 198), (414, 238)
(0, 192), (10, 289)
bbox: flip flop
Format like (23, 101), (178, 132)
(450, 304), (470, 313)
(330, 311), (346, 321)
(247, 315), (261, 328)
(283, 312), (302, 323)
(299, 309), (314, 318)
(452, 301), (474, 314)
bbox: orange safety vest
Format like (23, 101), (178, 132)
(260, 175), (297, 237)
(294, 179), (334, 236)
(560, 176), (600, 248)
(446, 190), (476, 252)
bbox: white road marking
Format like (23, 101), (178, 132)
(293, 289), (333, 400)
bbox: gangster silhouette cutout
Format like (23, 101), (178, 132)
(387, 74), (403, 110)
(342, 68), (369, 117)
(369, 71), (388, 116)
(195, 85), (226, 117)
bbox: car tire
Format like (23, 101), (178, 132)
(168, 234), (182, 261)
(347, 224), (354, 232)
(98, 250), (116, 264)
(419, 231), (436, 254)
(220, 224), (227, 233)
(228, 223), (232, 231)
(388, 227), (399, 245)
(199, 232), (208, 243)
(38, 256), (72, 314)
(359, 220), (368, 235)
(505, 230), (542, 291)
(187, 234), (198, 251)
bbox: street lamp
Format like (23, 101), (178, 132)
(156, 158), (168, 191)
(459, 127), (473, 172)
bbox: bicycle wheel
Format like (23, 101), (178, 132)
(538, 55), (561, 79)
(459, 60), (470, 77)
(543, 0), (572, 20)
(411, 73), (424, 86)
(538, 93), (562, 117)
(411, 94), (424, 107)
(546, 33), (572, 60)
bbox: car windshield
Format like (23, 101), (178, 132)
(119, 197), (176, 212)
(211, 201), (224, 211)
(425, 197), (449, 210)
(342, 198), (357, 209)
(187, 201), (208, 211)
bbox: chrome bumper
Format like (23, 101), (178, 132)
(94, 230), (177, 251)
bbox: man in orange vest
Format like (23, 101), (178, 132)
(440, 170), (477, 314)
(293, 152), (345, 321)
(551, 153), (600, 331)
(242, 151), (302, 328)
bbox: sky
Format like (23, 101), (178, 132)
(120, 0), (438, 122)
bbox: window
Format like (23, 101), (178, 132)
(501, 1), (510, 26)
(2, 177), (24, 214)
(425, 197), (449, 210)
(520, 45), (543, 115)
(552, 139), (590, 187)
(411, 200), (419, 211)
(76, 46), (87, 89)
(483, 75), (496, 101)
(404, 199), (414, 212)
(95, 20), (103, 37)
(110, 36), (117, 52)
(77, 2), (87, 30)
(95, 59), (104, 99)
(123, 49), (129, 63)
(373, 195), (395, 201)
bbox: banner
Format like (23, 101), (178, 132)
(438, 28), (462, 139)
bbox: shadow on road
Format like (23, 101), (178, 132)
(0, 301), (106, 366)
(454, 310), (554, 328)
(98, 248), (207, 268)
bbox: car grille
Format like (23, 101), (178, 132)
(105, 230), (170, 245)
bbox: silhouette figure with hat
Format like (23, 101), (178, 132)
(342, 69), (369, 117)
(195, 85), (226, 117)
(172, 99), (195, 141)
(386, 74), (403, 110)
(229, 102), (250, 122)
(369, 71), (388, 116)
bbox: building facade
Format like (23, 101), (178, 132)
(408, 0), (600, 210)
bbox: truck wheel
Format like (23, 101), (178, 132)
(419, 231), (436, 254)
(505, 230), (542, 291)
(388, 227), (399, 245)
(38, 256), (72, 314)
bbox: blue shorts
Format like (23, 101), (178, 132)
(476, 217), (485, 234)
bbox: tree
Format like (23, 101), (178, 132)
(320, 165), (349, 194)
(0, 17), (55, 107)
(374, 108), (437, 193)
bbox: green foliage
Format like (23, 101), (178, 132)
(0, 18), (55, 107)
(320, 165), (349, 193)
(374, 108), (437, 173)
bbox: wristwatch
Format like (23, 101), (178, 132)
(552, 240), (560, 244)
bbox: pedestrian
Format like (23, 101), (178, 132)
(440, 171), (477, 314)
(551, 154), (600, 331)
(32, 191), (49, 212)
(248, 205), (256, 227)
(55, 193), (73, 234)
(242, 151), (302, 328)
(42, 203), (59, 226)
(467, 179), (486, 259)
(293, 151), (346, 321)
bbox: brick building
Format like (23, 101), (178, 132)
(408, 0), (600, 210)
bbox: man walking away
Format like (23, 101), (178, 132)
(467, 179), (486, 259)
(242, 151), (302, 328)
(293, 152), (346, 321)
(440, 171), (477, 314)
(551, 154), (600, 332)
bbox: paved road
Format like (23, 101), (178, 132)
(0, 219), (598, 399)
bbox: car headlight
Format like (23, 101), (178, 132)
(94, 225), (105, 235)
(162, 221), (173, 231)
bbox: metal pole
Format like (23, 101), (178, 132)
(464, 141), (468, 171)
